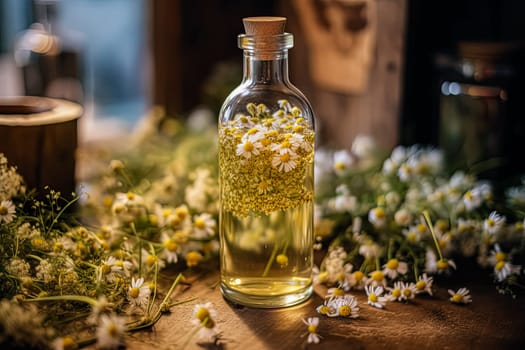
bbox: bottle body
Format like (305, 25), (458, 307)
(218, 31), (315, 307)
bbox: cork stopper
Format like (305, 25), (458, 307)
(243, 17), (287, 36)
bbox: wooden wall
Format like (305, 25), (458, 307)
(151, 0), (408, 151)
(282, 0), (407, 150)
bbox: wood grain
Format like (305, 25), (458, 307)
(108, 265), (525, 350)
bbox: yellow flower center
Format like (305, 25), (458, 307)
(53, 242), (63, 252)
(437, 260), (449, 270)
(369, 293), (378, 303)
(318, 305), (329, 315)
(487, 219), (495, 227)
(495, 260), (506, 271)
(175, 207), (188, 220)
(451, 294), (462, 303)
(333, 287), (345, 297)
(243, 141), (254, 152)
(146, 255), (158, 266)
(114, 260), (124, 268)
(318, 271), (329, 283)
(174, 231), (188, 244)
(417, 223), (427, 233)
(247, 127), (258, 135)
(280, 140), (291, 149)
(336, 272), (345, 282)
(195, 307), (209, 321)
(495, 252), (506, 262)
(334, 162), (346, 171)
(415, 281), (426, 290)
(129, 287), (140, 298)
(194, 218), (206, 229)
(308, 324), (317, 333)
(148, 214), (158, 225)
(386, 259), (399, 270)
(407, 232), (417, 242)
(339, 305), (351, 317)
(164, 239), (178, 252)
(371, 271), (384, 282)
(353, 271), (364, 282)
(392, 289), (401, 297)
(403, 289), (412, 297)
(186, 251), (202, 267)
(126, 192), (135, 200)
(373, 208), (385, 219)
(464, 191), (473, 200)
(276, 254), (288, 267)
(258, 181), (269, 192)
(280, 153), (291, 162)
(62, 336), (76, 350)
(293, 125), (303, 133)
(103, 195), (113, 208)
(101, 264), (112, 275)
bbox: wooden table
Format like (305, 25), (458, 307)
(119, 264), (525, 350)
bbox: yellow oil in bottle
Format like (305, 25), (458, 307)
(218, 100), (314, 307)
(219, 194), (314, 307)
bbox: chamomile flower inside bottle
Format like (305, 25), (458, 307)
(218, 16), (316, 307)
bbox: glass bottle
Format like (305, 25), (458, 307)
(218, 17), (316, 308)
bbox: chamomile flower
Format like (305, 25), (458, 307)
(192, 213), (216, 239)
(141, 249), (166, 271)
(161, 233), (179, 264)
(333, 150), (354, 176)
(98, 256), (123, 282)
(415, 273), (434, 295)
(315, 298), (336, 316)
(399, 282), (417, 301)
(192, 302), (219, 342)
(326, 286), (346, 299)
(127, 277), (150, 309)
(0, 200), (15, 223)
(368, 207), (387, 229)
(329, 295), (360, 318)
(448, 287), (472, 304)
(351, 134), (376, 159)
(382, 258), (408, 279)
(236, 138), (261, 159)
(365, 285), (388, 309)
(96, 313), (126, 349)
(493, 260), (520, 282)
(302, 317), (322, 344)
(463, 188), (483, 211)
(386, 281), (404, 301)
(186, 251), (203, 267)
(367, 270), (387, 288)
(436, 258), (457, 275)
(272, 151), (298, 172)
(348, 270), (367, 290)
(484, 211), (506, 235)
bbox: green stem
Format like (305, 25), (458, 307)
(387, 238), (394, 260)
(262, 243), (280, 277)
(45, 195), (80, 235)
(422, 210), (444, 261)
(24, 295), (98, 307)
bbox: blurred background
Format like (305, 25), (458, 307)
(1, 0), (524, 185)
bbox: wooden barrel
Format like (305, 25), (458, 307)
(0, 96), (83, 197)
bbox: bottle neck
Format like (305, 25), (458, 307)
(242, 50), (290, 84)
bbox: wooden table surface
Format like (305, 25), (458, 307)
(115, 263), (525, 350)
